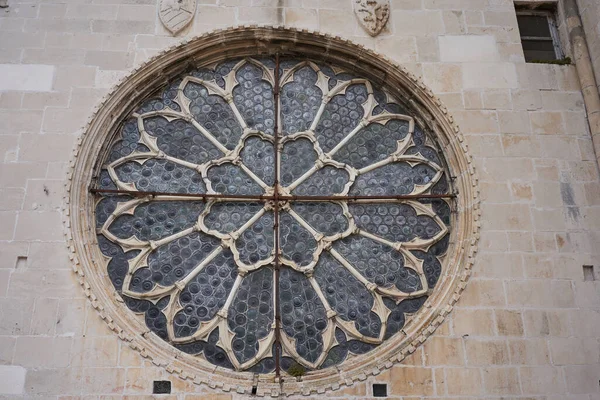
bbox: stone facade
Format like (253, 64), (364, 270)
(0, 0), (599, 399)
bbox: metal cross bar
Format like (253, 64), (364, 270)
(89, 188), (456, 201)
(272, 53), (282, 380)
(89, 188), (275, 201)
(278, 194), (456, 201)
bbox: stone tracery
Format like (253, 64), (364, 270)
(92, 56), (452, 374)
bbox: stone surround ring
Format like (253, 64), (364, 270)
(67, 27), (479, 395)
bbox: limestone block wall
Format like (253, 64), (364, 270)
(0, 0), (599, 399)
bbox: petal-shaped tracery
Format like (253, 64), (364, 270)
(350, 161), (441, 196)
(314, 253), (382, 339)
(280, 65), (323, 135)
(91, 56), (455, 374)
(183, 82), (244, 150)
(280, 137), (318, 187)
(332, 118), (411, 170)
(143, 116), (224, 164)
(173, 249), (238, 338)
(115, 160), (206, 194)
(291, 165), (350, 196)
(108, 201), (205, 242)
(233, 62), (275, 135)
(239, 136), (275, 186)
(314, 83), (369, 153)
(279, 267), (328, 364)
(227, 267), (275, 365)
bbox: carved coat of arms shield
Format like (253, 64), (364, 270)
(159, 0), (196, 35)
(353, 0), (390, 36)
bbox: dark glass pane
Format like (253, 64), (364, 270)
(333, 234), (422, 293)
(115, 160), (206, 194)
(314, 83), (368, 153)
(235, 211), (274, 265)
(314, 253), (382, 338)
(227, 268), (274, 364)
(173, 250), (237, 337)
(279, 267), (328, 364)
(517, 15), (552, 38)
(184, 82), (243, 150)
(233, 62), (275, 135)
(280, 138), (317, 186)
(279, 212), (317, 267)
(522, 39), (557, 62)
(134, 231), (221, 290)
(349, 162), (438, 196)
(281, 66), (322, 135)
(333, 119), (410, 170)
(292, 166), (349, 196)
(143, 116), (223, 164)
(240, 136), (275, 186)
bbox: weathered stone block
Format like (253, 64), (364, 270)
(14, 211), (64, 241)
(422, 337), (464, 366)
(465, 339), (509, 366)
(389, 367), (434, 396)
(0, 366), (26, 395)
(463, 63), (518, 89)
(482, 367), (520, 395)
(0, 65), (54, 92)
(495, 310), (524, 336)
(439, 35), (498, 62)
(14, 337), (71, 368)
(508, 338), (550, 365)
(452, 308), (495, 336)
(445, 368), (483, 395)
(520, 366), (565, 395)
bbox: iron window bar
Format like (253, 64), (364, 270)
(89, 188), (456, 202)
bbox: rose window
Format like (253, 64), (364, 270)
(92, 56), (453, 375)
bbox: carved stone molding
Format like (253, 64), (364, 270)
(353, 0), (390, 36)
(64, 26), (480, 397)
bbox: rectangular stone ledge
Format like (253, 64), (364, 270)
(0, 64), (54, 92)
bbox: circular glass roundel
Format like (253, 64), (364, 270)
(93, 56), (453, 374)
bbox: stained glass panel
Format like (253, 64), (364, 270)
(93, 57), (452, 373)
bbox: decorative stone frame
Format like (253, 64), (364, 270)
(64, 26), (480, 397)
